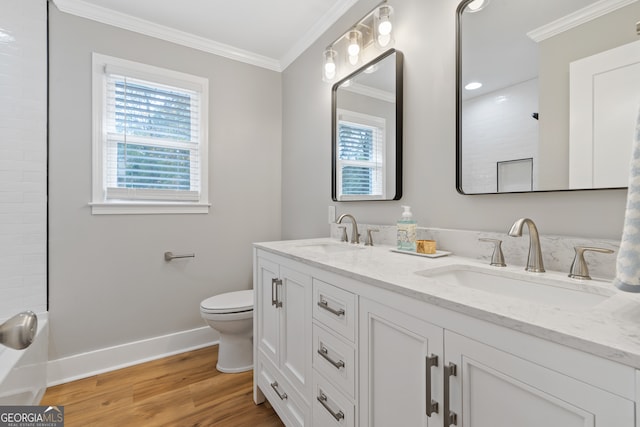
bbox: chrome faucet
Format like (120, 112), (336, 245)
(336, 214), (360, 244)
(508, 218), (545, 272)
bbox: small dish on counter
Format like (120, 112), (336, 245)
(390, 248), (452, 258)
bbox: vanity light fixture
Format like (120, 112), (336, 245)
(466, 0), (489, 13)
(465, 81), (483, 90)
(322, 1), (395, 82)
(347, 30), (363, 65)
(323, 48), (337, 81)
(375, 5), (394, 48)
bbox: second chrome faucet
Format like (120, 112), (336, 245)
(337, 213), (360, 244)
(509, 218), (545, 273)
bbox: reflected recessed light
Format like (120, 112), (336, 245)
(466, 0), (489, 13)
(465, 82), (482, 90)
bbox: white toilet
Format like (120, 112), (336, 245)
(200, 289), (254, 373)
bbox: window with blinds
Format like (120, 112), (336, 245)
(92, 54), (209, 214)
(337, 110), (386, 200)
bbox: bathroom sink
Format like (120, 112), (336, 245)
(416, 265), (614, 309)
(296, 242), (366, 254)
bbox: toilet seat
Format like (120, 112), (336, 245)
(200, 290), (253, 314)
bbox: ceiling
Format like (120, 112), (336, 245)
(52, 0), (361, 71)
(460, 0), (619, 100)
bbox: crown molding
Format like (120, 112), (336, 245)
(51, 0), (282, 71)
(527, 0), (638, 42)
(280, 0), (360, 70)
(343, 83), (395, 103)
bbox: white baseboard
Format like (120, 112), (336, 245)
(47, 326), (219, 386)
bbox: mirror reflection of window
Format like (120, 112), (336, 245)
(331, 49), (403, 202)
(337, 110), (386, 200)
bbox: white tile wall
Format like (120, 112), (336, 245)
(0, 0), (47, 319)
(461, 79), (539, 193)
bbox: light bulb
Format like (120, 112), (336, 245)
(348, 54), (359, 66)
(324, 61), (336, 80)
(347, 30), (361, 59)
(378, 33), (391, 47)
(378, 16), (392, 36)
(323, 48), (337, 81)
(348, 43), (360, 56)
(375, 5), (394, 49)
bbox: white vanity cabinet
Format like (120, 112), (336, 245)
(255, 253), (313, 426)
(444, 331), (635, 427)
(358, 295), (636, 427)
(254, 244), (639, 427)
(359, 297), (444, 426)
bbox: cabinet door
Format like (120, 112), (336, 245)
(360, 298), (444, 427)
(257, 257), (280, 366)
(280, 266), (313, 400)
(445, 331), (635, 427)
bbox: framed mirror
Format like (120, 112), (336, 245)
(332, 49), (403, 201)
(457, 0), (640, 194)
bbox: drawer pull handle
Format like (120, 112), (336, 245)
(271, 278), (283, 308)
(444, 362), (458, 426)
(317, 392), (345, 421)
(317, 299), (345, 317)
(270, 381), (288, 400)
(318, 345), (345, 369)
(425, 354), (439, 417)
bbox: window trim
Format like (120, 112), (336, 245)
(91, 53), (210, 215)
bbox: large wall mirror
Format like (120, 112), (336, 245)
(457, 0), (640, 194)
(332, 49), (403, 201)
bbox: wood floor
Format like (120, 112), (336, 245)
(41, 346), (284, 427)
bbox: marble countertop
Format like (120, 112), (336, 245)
(255, 237), (640, 369)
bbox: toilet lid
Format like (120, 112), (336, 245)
(201, 289), (253, 314)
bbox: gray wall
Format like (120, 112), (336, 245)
(48, 7), (282, 360)
(281, 0), (627, 241)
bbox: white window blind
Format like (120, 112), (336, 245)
(92, 53), (209, 214)
(105, 73), (201, 201)
(337, 111), (385, 199)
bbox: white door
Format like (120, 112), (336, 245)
(570, 39), (640, 188)
(445, 331), (635, 427)
(359, 298), (444, 427)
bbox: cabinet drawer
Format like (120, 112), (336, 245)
(313, 371), (355, 427)
(312, 322), (356, 399)
(313, 279), (356, 342)
(257, 352), (309, 427)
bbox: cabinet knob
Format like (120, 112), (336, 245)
(270, 381), (288, 400)
(317, 392), (345, 421)
(426, 354), (439, 417)
(317, 298), (345, 317)
(444, 362), (458, 426)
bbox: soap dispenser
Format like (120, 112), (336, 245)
(397, 205), (417, 251)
